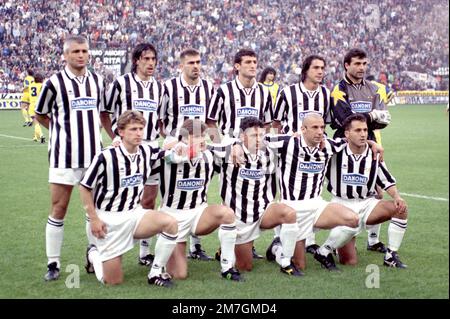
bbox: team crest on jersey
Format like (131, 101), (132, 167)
(298, 111), (321, 120)
(180, 104), (205, 117)
(239, 168), (264, 180)
(71, 97), (97, 110)
(120, 173), (143, 187)
(177, 178), (205, 191)
(133, 99), (157, 112)
(298, 161), (324, 173)
(343, 173), (368, 186)
(350, 101), (372, 113)
(236, 107), (259, 118)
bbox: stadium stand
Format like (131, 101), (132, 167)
(0, 0), (448, 92)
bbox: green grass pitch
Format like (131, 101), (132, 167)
(0, 104), (448, 299)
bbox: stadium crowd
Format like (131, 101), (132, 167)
(0, 0), (448, 92)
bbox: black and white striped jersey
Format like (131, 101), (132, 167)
(207, 78), (273, 138)
(160, 76), (214, 137)
(265, 134), (347, 201)
(35, 66), (105, 168)
(326, 144), (396, 199)
(211, 144), (277, 224)
(274, 82), (331, 134)
(105, 73), (163, 141)
(153, 150), (216, 210)
(80, 144), (165, 212)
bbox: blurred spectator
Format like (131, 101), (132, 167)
(0, 0), (448, 92)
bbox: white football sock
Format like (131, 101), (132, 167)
(218, 223), (237, 272)
(388, 218), (407, 252)
(279, 223), (299, 268)
(140, 238), (152, 258)
(320, 226), (358, 256)
(367, 223), (381, 245)
(190, 234), (201, 253)
(273, 225), (281, 238)
(46, 217), (64, 268)
(149, 232), (178, 278)
(88, 247), (104, 282)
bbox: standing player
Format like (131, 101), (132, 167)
(27, 73), (45, 143)
(264, 113), (381, 272)
(207, 48), (273, 143)
(81, 111), (179, 286)
(35, 35), (106, 281)
(159, 48), (215, 261)
(331, 48), (392, 254)
(273, 55), (332, 254)
(153, 119), (242, 281)
(258, 67), (280, 109)
(20, 69), (34, 127)
(213, 117), (301, 275)
(314, 114), (408, 269)
(101, 43), (163, 267)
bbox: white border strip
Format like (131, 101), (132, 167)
(0, 133), (31, 141)
(400, 192), (448, 202)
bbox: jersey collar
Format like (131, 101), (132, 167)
(344, 73), (366, 86)
(235, 77), (258, 91)
(64, 66), (90, 82)
(180, 75), (201, 88)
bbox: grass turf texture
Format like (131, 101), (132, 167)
(0, 104), (448, 299)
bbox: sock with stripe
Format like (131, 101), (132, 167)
(46, 217), (64, 268)
(279, 223), (299, 267)
(140, 238), (152, 258)
(190, 234), (201, 253)
(367, 223), (381, 245)
(305, 232), (316, 247)
(148, 232), (178, 278)
(218, 223), (237, 272)
(88, 247), (104, 282)
(388, 218), (407, 251)
(319, 226), (359, 256)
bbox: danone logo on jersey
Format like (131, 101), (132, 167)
(350, 101), (372, 113)
(180, 104), (205, 117)
(133, 99), (157, 112)
(239, 168), (264, 180)
(177, 178), (205, 191)
(120, 173), (143, 187)
(298, 111), (321, 120)
(237, 107), (259, 118)
(298, 161), (324, 173)
(71, 97), (97, 110)
(343, 173), (368, 186)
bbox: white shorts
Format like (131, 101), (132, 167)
(235, 205), (273, 245)
(94, 206), (147, 262)
(160, 204), (207, 242)
(49, 168), (87, 185)
(331, 196), (380, 231)
(281, 197), (329, 241)
(143, 139), (160, 186)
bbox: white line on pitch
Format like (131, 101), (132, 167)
(400, 192), (448, 202)
(0, 133), (31, 141)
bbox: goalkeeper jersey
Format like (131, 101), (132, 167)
(330, 74), (386, 140)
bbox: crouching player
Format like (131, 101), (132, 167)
(314, 113), (408, 269)
(152, 119), (242, 281)
(80, 110), (179, 287)
(212, 117), (301, 276)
